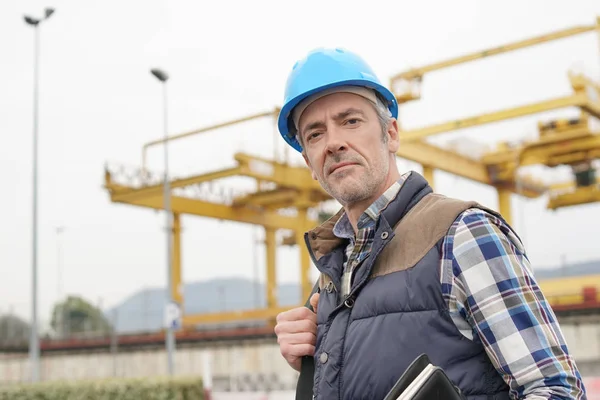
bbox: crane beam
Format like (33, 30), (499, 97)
(233, 189), (329, 209)
(520, 135), (600, 166)
(481, 131), (600, 182)
(550, 176), (600, 191)
(397, 141), (487, 182)
(399, 92), (589, 142)
(547, 184), (600, 210)
(234, 153), (327, 193)
(106, 182), (311, 231)
(107, 153), (328, 205)
(391, 22), (598, 82)
(105, 167), (242, 203)
(483, 131), (600, 166)
(141, 108), (279, 170)
(182, 306), (293, 325)
(395, 141), (546, 197)
(232, 188), (299, 208)
(481, 127), (592, 166)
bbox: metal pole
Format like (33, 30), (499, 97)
(150, 67), (175, 375)
(253, 227), (259, 308)
(111, 308), (118, 377)
(30, 22), (41, 384)
(56, 227), (64, 298)
(24, 9), (54, 383)
(162, 79), (175, 376)
(56, 226), (65, 336)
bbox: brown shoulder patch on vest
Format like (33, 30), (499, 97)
(306, 208), (346, 263)
(371, 193), (481, 278)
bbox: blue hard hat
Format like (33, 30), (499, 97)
(277, 47), (398, 152)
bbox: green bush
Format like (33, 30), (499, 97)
(0, 376), (204, 400)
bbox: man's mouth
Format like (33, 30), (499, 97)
(328, 162), (358, 175)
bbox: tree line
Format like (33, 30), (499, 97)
(0, 295), (112, 347)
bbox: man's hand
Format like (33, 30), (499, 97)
(274, 292), (320, 372)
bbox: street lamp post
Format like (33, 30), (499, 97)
(23, 7), (55, 383)
(150, 68), (176, 375)
(56, 226), (66, 337)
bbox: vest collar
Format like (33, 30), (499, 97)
(305, 171), (432, 263)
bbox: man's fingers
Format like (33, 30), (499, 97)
(276, 306), (316, 323)
(310, 292), (320, 314)
(276, 331), (316, 347)
(274, 294), (321, 372)
(274, 319), (316, 336)
(280, 342), (316, 359)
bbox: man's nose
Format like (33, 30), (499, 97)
(325, 127), (347, 154)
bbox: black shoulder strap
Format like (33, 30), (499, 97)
(295, 279), (320, 400)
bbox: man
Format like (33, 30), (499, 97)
(273, 48), (586, 399)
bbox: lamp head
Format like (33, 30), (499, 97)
(23, 8), (55, 26)
(150, 68), (169, 83)
(24, 16), (39, 26)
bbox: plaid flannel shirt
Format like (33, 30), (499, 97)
(333, 172), (410, 296)
(332, 173), (586, 399)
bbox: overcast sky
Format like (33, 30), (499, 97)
(2, 0), (600, 327)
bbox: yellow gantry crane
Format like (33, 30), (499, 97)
(391, 17), (600, 104)
(104, 16), (600, 329)
(391, 16), (600, 222)
(105, 111), (329, 326)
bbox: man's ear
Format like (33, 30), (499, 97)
(386, 118), (400, 153)
(302, 152), (318, 180)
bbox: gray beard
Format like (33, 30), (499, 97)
(320, 163), (389, 206)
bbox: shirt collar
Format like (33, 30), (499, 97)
(332, 172), (411, 239)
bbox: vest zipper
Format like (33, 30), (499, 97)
(337, 310), (351, 400)
(325, 280), (336, 293)
(305, 228), (393, 399)
(336, 233), (392, 399)
(303, 231), (327, 400)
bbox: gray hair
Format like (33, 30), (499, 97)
(294, 92), (393, 150)
(373, 92), (393, 142)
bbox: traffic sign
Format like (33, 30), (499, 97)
(164, 301), (182, 330)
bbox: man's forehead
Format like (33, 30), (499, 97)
(293, 86), (378, 131)
(299, 92), (371, 126)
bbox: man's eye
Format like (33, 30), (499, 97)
(347, 119), (359, 125)
(307, 132), (321, 141)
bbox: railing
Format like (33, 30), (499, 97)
(104, 161), (253, 205)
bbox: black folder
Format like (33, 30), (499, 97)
(383, 354), (466, 400)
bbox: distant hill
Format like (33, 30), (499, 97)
(106, 259), (600, 334)
(106, 277), (303, 334)
(533, 259), (600, 280)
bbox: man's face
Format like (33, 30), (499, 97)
(298, 92), (399, 206)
